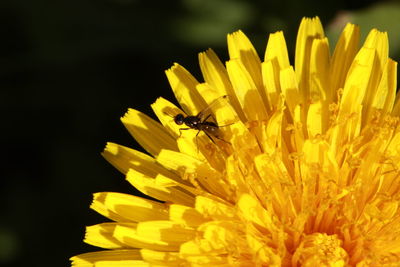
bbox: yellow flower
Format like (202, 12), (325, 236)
(71, 16), (400, 266)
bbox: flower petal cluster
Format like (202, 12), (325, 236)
(71, 17), (400, 266)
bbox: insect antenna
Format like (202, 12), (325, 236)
(162, 110), (175, 119)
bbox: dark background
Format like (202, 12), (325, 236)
(2, 0), (400, 266)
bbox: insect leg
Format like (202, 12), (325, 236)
(203, 114), (220, 125)
(203, 114), (212, 121)
(205, 130), (231, 144)
(202, 130), (216, 144)
(195, 130), (201, 153)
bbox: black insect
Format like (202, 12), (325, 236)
(173, 95), (232, 143)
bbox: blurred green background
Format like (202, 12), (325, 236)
(2, 0), (400, 266)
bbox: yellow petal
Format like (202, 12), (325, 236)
(307, 101), (323, 137)
(361, 30), (389, 123)
(363, 29), (388, 71)
(198, 48), (230, 95)
(308, 37), (330, 134)
(111, 221), (196, 251)
(295, 17), (324, 95)
(280, 66), (300, 116)
(330, 23), (360, 101)
(301, 139), (339, 213)
(237, 194), (277, 231)
(198, 49), (246, 122)
(264, 106), (284, 153)
(165, 63), (207, 115)
(195, 195), (236, 220)
(84, 223), (135, 249)
(337, 47), (376, 137)
(121, 109), (178, 156)
(136, 220), (195, 245)
(169, 204), (208, 227)
(392, 91), (400, 116)
(198, 221), (246, 252)
(227, 30), (262, 91)
(310, 37), (330, 102)
(70, 250), (141, 267)
(264, 31), (290, 69)
(91, 192), (169, 222)
(246, 231), (282, 266)
(126, 169), (196, 206)
(140, 249), (182, 265)
(226, 58), (269, 149)
(154, 173), (200, 196)
(113, 222), (187, 251)
(89, 195), (130, 223)
(95, 261), (149, 267)
(254, 153), (294, 218)
(262, 31), (290, 112)
(179, 245), (228, 265)
(383, 131), (400, 179)
(157, 149), (232, 200)
(102, 142), (176, 178)
(262, 60), (280, 111)
(226, 59), (268, 122)
(151, 97), (183, 139)
(372, 59), (397, 115)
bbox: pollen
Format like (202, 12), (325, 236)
(293, 233), (349, 266)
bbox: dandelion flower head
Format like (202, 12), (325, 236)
(71, 17), (400, 266)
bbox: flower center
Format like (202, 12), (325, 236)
(292, 233), (349, 266)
